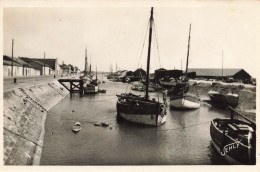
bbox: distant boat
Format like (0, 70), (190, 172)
(72, 122), (81, 133)
(210, 107), (256, 164)
(159, 77), (178, 88)
(208, 90), (239, 107)
(83, 66), (99, 94)
(208, 90), (226, 105)
(98, 89), (106, 93)
(116, 7), (167, 126)
(101, 73), (105, 83)
(169, 24), (200, 110)
(131, 81), (155, 92)
(225, 93), (239, 107)
(81, 47), (99, 94)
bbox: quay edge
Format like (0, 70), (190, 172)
(3, 81), (69, 165)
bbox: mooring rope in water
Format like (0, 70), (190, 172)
(156, 120), (211, 132)
(167, 108), (186, 128)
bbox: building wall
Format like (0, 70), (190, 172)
(233, 70), (251, 80)
(3, 65), (41, 77)
(3, 66), (11, 76)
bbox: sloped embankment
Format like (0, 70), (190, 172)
(190, 82), (256, 121)
(3, 81), (69, 165)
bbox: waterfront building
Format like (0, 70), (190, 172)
(188, 68), (252, 82)
(3, 55), (41, 77)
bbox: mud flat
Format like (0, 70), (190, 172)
(189, 80), (256, 121)
(3, 81), (69, 165)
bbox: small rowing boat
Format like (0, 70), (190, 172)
(72, 122), (81, 133)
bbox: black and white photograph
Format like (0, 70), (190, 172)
(1, 0), (259, 171)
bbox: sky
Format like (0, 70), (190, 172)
(3, 2), (260, 77)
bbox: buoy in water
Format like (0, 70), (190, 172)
(94, 123), (102, 126)
(101, 123), (109, 127)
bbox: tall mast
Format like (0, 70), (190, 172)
(145, 7), (154, 100)
(185, 23), (191, 85)
(44, 52), (46, 75)
(11, 39), (14, 76)
(96, 66), (97, 80)
(222, 50), (223, 81)
(89, 55), (92, 73)
(181, 58), (182, 70)
(85, 46), (88, 73)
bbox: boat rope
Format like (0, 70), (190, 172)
(153, 13), (161, 69)
(156, 120), (211, 132)
(137, 20), (150, 68)
(152, 28), (158, 70)
(167, 109), (186, 128)
(125, 83), (131, 94)
(4, 127), (44, 147)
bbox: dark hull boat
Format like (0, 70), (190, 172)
(210, 107), (256, 165)
(116, 7), (167, 126)
(208, 90), (239, 107)
(208, 90), (226, 105)
(117, 93), (167, 126)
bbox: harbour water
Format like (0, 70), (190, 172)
(40, 78), (230, 165)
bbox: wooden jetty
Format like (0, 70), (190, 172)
(58, 79), (84, 97)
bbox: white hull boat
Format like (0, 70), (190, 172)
(170, 95), (200, 109)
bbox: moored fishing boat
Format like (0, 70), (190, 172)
(225, 93), (239, 107)
(84, 82), (98, 94)
(208, 90), (239, 107)
(80, 47), (99, 94)
(210, 107), (256, 164)
(169, 24), (200, 110)
(170, 94), (200, 109)
(116, 7), (167, 126)
(159, 77), (177, 88)
(208, 90), (226, 105)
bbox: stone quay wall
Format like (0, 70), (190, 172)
(3, 81), (69, 165)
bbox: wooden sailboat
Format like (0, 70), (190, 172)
(170, 24), (200, 109)
(81, 48), (99, 94)
(116, 7), (167, 126)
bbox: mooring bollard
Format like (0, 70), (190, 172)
(14, 78), (17, 83)
(54, 75), (56, 78)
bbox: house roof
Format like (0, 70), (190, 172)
(60, 64), (70, 69)
(20, 57), (50, 67)
(3, 59), (22, 67)
(33, 60), (49, 67)
(188, 68), (244, 77)
(30, 58), (56, 69)
(3, 55), (33, 67)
